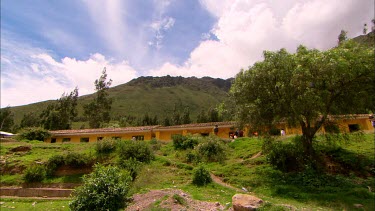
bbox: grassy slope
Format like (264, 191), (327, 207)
(9, 77), (230, 126)
(1, 136), (374, 210)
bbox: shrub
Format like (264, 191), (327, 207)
(117, 140), (154, 163)
(196, 139), (226, 163)
(186, 151), (200, 163)
(23, 165), (46, 183)
(263, 137), (305, 172)
(172, 134), (199, 150)
(17, 127), (51, 141)
(46, 154), (64, 176)
(192, 165), (212, 186)
(64, 152), (90, 168)
(117, 157), (142, 180)
(69, 164), (132, 211)
(95, 137), (116, 155)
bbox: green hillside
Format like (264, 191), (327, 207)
(10, 76), (232, 126)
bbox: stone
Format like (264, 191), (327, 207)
(232, 194), (263, 211)
(215, 202), (220, 206)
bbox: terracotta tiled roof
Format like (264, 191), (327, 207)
(50, 125), (160, 136)
(156, 121), (235, 130)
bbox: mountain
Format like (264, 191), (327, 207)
(352, 31), (375, 46)
(10, 76), (233, 127)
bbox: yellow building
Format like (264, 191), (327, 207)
(44, 114), (373, 143)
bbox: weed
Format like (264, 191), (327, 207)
(23, 165), (46, 183)
(172, 194), (187, 205)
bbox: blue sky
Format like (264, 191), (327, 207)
(1, 0), (374, 107)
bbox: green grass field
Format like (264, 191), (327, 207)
(1, 133), (374, 210)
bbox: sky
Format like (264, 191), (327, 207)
(1, 0), (374, 108)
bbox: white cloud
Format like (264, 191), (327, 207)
(148, 0), (374, 79)
(1, 35), (138, 107)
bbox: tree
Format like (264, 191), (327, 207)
(182, 107), (191, 124)
(231, 41), (374, 158)
(0, 107), (14, 132)
(40, 87), (79, 130)
(20, 112), (40, 128)
(196, 110), (208, 123)
(338, 30), (347, 45)
(83, 68), (113, 128)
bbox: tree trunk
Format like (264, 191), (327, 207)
(301, 123), (317, 159)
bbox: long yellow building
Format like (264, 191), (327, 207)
(44, 114), (373, 143)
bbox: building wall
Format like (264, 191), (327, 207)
(45, 116), (373, 143)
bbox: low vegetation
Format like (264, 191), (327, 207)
(1, 132), (374, 210)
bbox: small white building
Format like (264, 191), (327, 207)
(0, 131), (15, 138)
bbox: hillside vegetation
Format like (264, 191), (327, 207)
(0, 133), (374, 210)
(10, 76), (232, 127)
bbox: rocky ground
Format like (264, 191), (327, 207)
(125, 189), (233, 211)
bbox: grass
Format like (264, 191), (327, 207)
(1, 133), (374, 210)
(0, 198), (70, 211)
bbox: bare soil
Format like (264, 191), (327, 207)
(125, 189), (232, 211)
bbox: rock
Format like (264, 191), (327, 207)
(232, 194), (263, 211)
(215, 202), (220, 206)
(241, 187), (249, 192)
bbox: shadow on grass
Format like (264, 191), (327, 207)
(252, 165), (375, 210)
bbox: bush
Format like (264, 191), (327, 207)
(17, 127), (51, 141)
(172, 134), (199, 150)
(197, 139), (226, 163)
(263, 137), (305, 172)
(95, 137), (116, 155)
(69, 164), (132, 211)
(117, 140), (154, 163)
(117, 157), (142, 180)
(64, 152), (91, 168)
(192, 165), (212, 186)
(23, 165), (46, 183)
(46, 154), (64, 176)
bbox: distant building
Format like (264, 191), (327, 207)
(44, 114), (373, 143)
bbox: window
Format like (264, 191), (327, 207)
(51, 138), (56, 143)
(97, 137), (103, 141)
(348, 124), (360, 132)
(62, 138), (71, 143)
(132, 135), (144, 141)
(80, 137), (89, 143)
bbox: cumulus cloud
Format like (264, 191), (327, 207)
(148, 0), (374, 79)
(1, 34), (137, 107)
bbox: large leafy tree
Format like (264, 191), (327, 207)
(0, 107), (15, 132)
(84, 68), (113, 128)
(40, 87), (79, 130)
(231, 41), (374, 157)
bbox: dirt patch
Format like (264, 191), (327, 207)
(126, 189), (232, 211)
(210, 173), (243, 193)
(54, 165), (92, 176)
(250, 151), (262, 159)
(10, 146), (31, 152)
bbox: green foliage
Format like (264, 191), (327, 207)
(17, 127), (51, 141)
(172, 134), (199, 150)
(338, 29), (348, 45)
(324, 122), (340, 134)
(117, 140), (154, 163)
(83, 68), (113, 128)
(23, 165), (46, 183)
(196, 138), (226, 163)
(0, 106), (15, 132)
(40, 87), (78, 130)
(192, 165), (212, 186)
(263, 137), (308, 172)
(173, 194), (187, 205)
(117, 157), (142, 180)
(46, 154), (65, 176)
(20, 112), (40, 128)
(95, 137), (116, 155)
(64, 152), (91, 168)
(231, 41), (374, 158)
(69, 164), (131, 211)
